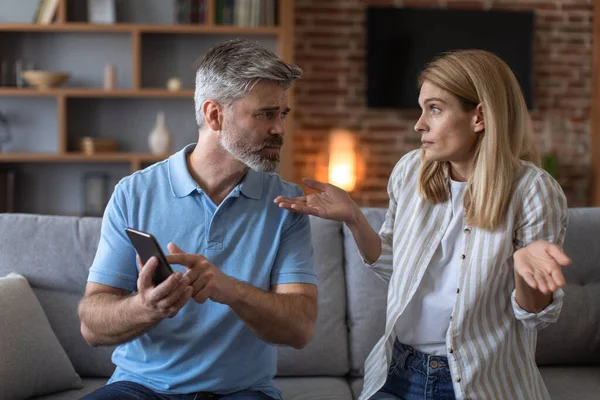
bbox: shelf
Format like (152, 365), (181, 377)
(0, 23), (281, 35)
(0, 153), (168, 163)
(0, 88), (194, 98)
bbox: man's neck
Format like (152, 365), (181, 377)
(186, 133), (249, 205)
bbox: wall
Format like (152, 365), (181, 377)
(293, 0), (593, 207)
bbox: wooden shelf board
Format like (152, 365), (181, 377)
(0, 88), (194, 98)
(0, 23), (281, 35)
(0, 153), (169, 163)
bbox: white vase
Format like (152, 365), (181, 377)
(148, 110), (172, 155)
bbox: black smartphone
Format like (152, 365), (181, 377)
(125, 227), (174, 285)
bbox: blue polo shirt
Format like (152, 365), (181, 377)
(87, 144), (317, 397)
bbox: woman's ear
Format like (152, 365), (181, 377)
(203, 99), (223, 131)
(473, 103), (485, 134)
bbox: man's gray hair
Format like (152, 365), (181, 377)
(194, 38), (302, 127)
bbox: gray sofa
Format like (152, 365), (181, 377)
(0, 208), (599, 399)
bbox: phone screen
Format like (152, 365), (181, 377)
(125, 228), (174, 285)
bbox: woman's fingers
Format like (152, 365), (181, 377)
(547, 244), (572, 266)
(533, 270), (550, 294)
(302, 178), (329, 191)
(550, 266), (566, 288)
(289, 203), (322, 217)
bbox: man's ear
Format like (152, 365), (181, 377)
(473, 103), (485, 134)
(203, 99), (223, 131)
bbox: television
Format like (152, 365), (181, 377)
(366, 8), (535, 109)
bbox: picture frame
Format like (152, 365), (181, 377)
(87, 0), (116, 24)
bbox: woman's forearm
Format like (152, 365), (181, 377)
(346, 207), (382, 264)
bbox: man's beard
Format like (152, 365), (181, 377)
(219, 128), (283, 173)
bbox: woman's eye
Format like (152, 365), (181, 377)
(430, 106), (441, 115)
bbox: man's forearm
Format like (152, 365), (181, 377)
(78, 293), (157, 346)
(228, 282), (317, 349)
(514, 273), (552, 313)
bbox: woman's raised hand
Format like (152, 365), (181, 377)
(274, 178), (359, 224)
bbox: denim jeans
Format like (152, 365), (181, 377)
(81, 381), (277, 400)
(369, 340), (456, 400)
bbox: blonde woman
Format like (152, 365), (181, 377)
(275, 50), (571, 400)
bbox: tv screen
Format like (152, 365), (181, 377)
(366, 8), (535, 109)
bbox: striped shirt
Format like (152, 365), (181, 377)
(359, 150), (568, 400)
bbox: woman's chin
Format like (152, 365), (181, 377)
(421, 149), (443, 162)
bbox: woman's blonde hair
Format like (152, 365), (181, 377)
(417, 49), (540, 230)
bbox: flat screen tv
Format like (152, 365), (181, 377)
(366, 7), (535, 109)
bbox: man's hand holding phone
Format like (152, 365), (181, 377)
(166, 243), (239, 306)
(135, 255), (193, 322)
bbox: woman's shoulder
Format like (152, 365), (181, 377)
(514, 159), (564, 196)
(390, 149), (421, 180)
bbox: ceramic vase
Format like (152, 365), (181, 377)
(148, 110), (172, 155)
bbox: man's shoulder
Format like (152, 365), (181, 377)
(261, 172), (304, 198)
(117, 159), (170, 194)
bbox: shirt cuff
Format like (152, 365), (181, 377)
(511, 287), (564, 331)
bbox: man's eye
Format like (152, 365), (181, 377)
(256, 112), (274, 120)
(280, 112), (288, 120)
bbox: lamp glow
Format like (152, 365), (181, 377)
(328, 129), (357, 192)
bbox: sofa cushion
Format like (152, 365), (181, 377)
(344, 208), (388, 377)
(0, 273), (83, 400)
(0, 214), (101, 294)
(539, 367), (600, 400)
(275, 377), (354, 399)
(537, 208), (600, 365)
(35, 289), (116, 377)
(277, 216), (349, 376)
(31, 378), (107, 400)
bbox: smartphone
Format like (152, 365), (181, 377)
(125, 227), (174, 285)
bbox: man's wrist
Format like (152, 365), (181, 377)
(227, 277), (246, 307)
(130, 292), (161, 324)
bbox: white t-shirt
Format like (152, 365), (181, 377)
(394, 178), (467, 355)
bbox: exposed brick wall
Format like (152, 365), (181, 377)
(293, 0), (593, 207)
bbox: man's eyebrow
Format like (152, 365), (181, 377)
(255, 107), (291, 113)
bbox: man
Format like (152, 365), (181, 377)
(78, 39), (318, 400)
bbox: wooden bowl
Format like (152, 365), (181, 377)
(22, 70), (70, 90)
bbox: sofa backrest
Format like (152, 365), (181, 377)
(343, 208), (387, 377)
(343, 207), (600, 376)
(536, 207), (600, 365)
(0, 213), (351, 378)
(0, 214), (115, 377)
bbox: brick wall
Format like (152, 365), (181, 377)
(293, 0), (593, 207)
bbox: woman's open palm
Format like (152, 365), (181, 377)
(274, 178), (358, 224)
(513, 240), (572, 294)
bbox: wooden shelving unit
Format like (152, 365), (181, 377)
(0, 88), (195, 98)
(0, 23), (281, 35)
(0, 0), (295, 215)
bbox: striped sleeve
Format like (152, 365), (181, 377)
(514, 171), (568, 249)
(363, 159), (404, 283)
(512, 171), (568, 330)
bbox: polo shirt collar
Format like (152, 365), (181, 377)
(169, 143), (263, 200)
(168, 143), (198, 198)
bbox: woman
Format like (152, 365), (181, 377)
(275, 50), (571, 400)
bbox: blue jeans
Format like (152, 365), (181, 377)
(370, 341), (456, 400)
(81, 381), (277, 400)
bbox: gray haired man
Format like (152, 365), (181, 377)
(78, 39), (318, 400)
